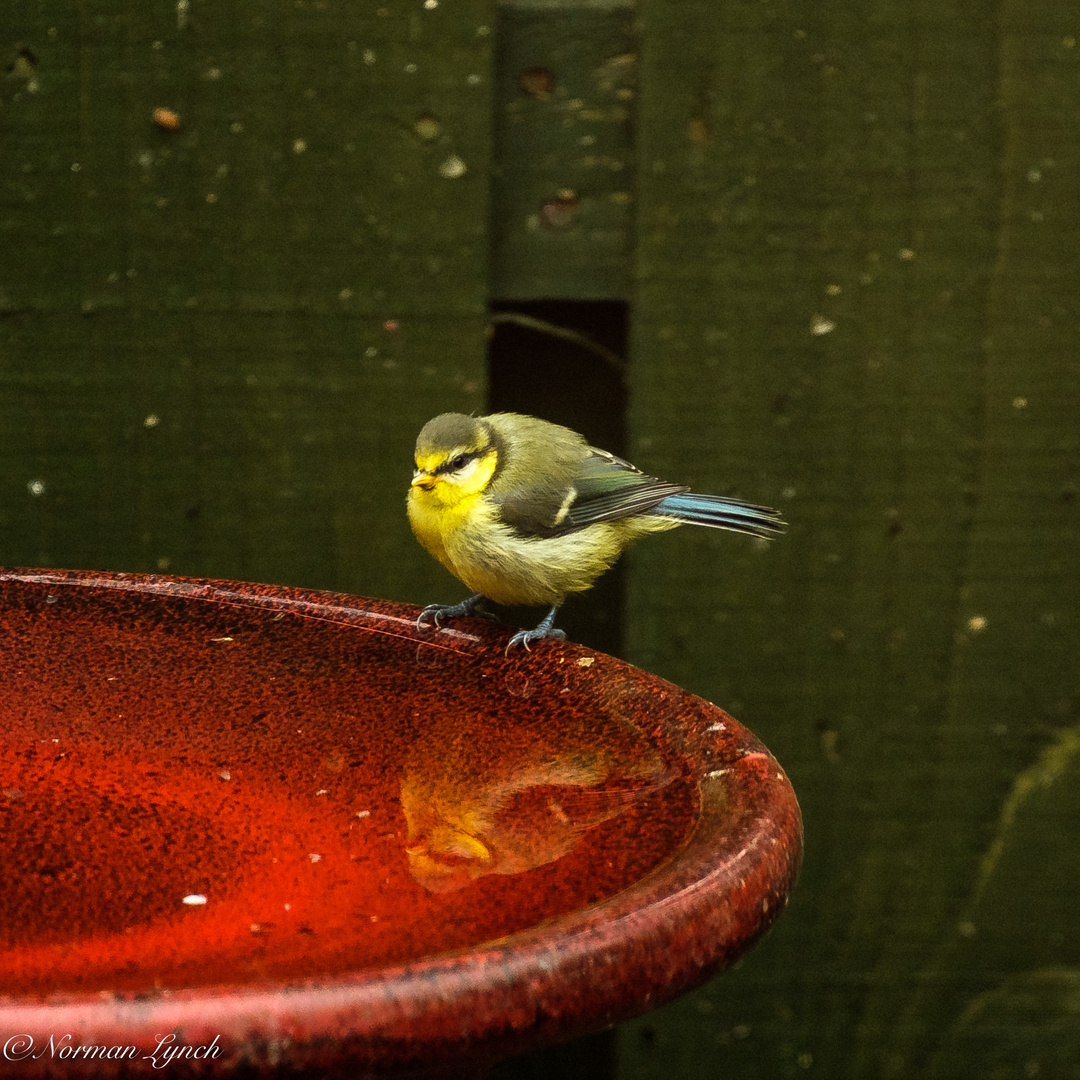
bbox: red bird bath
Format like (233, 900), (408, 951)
(0, 569), (801, 1076)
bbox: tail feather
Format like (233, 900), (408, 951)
(650, 492), (786, 539)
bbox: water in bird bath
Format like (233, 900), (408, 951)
(0, 572), (698, 997)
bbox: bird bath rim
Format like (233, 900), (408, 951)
(0, 568), (802, 1076)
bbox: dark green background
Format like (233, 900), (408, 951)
(3, 1), (1078, 1077)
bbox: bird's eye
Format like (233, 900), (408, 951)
(449, 454), (468, 472)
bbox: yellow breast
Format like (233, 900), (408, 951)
(407, 486), (483, 572)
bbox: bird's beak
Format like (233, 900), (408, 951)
(411, 470), (436, 491)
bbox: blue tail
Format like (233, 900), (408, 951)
(650, 492), (785, 539)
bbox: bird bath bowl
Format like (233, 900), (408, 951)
(0, 569), (801, 1076)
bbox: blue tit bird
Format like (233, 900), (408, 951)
(407, 412), (785, 650)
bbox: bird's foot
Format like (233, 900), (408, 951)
(416, 594), (493, 631)
(505, 606), (566, 653)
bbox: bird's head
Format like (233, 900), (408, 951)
(410, 413), (499, 506)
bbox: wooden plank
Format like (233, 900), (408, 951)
(1, 0), (494, 602)
(623, 1), (1079, 1077)
(490, 0), (635, 299)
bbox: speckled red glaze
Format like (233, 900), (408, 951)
(0, 569), (801, 1077)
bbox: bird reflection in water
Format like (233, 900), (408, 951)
(401, 695), (679, 893)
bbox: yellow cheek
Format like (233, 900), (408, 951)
(458, 452), (497, 495)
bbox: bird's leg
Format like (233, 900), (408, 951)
(505, 606), (567, 653)
(417, 593), (494, 631)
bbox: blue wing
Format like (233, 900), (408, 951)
(492, 444), (785, 540)
(561, 450), (687, 529)
(565, 450), (785, 539)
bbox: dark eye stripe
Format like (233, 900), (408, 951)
(435, 450), (477, 475)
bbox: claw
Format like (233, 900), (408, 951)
(415, 604), (444, 631)
(416, 594), (488, 632)
(504, 606), (565, 654)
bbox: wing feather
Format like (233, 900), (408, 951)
(483, 419), (785, 542)
(491, 446), (685, 538)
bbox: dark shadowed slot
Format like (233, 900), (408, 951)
(487, 300), (630, 658)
